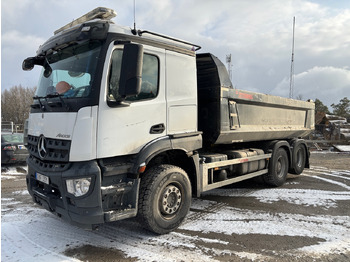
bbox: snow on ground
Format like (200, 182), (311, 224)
(1, 166), (27, 180)
(1, 165), (350, 261)
(184, 200), (350, 255)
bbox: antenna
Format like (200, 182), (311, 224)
(226, 54), (232, 81)
(132, 0), (137, 35)
(289, 16), (295, 99)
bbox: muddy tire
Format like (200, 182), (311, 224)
(289, 143), (306, 175)
(138, 164), (191, 234)
(264, 147), (289, 187)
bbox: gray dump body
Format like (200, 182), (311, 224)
(196, 53), (315, 145)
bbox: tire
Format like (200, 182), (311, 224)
(289, 143), (306, 175)
(264, 147), (289, 187)
(138, 164), (192, 234)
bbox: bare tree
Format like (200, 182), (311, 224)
(1, 85), (36, 126)
(295, 94), (303, 100)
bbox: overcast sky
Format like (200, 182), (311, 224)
(1, 0), (350, 108)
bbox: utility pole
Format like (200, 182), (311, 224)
(289, 16), (295, 99)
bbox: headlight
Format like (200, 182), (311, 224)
(66, 178), (91, 197)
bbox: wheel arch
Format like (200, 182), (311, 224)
(267, 140), (292, 167)
(146, 149), (199, 195)
(131, 134), (202, 196)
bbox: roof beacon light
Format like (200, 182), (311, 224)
(54, 7), (117, 35)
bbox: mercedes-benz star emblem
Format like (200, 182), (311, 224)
(38, 136), (47, 159)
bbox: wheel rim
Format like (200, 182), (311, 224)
(296, 148), (304, 168)
(160, 184), (182, 216)
(276, 156), (286, 178)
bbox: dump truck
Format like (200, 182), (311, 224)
(23, 7), (315, 234)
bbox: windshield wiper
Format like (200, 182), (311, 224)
(32, 96), (45, 110)
(46, 93), (69, 109)
(31, 93), (69, 110)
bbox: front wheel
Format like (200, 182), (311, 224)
(264, 147), (289, 187)
(138, 164), (192, 234)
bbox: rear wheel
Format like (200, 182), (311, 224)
(138, 164), (191, 234)
(264, 147), (289, 187)
(290, 143), (306, 175)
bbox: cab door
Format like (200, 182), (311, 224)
(97, 43), (166, 158)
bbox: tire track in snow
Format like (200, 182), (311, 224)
(187, 201), (227, 222)
(92, 222), (217, 261)
(180, 204), (350, 255)
(304, 167), (350, 190)
(309, 166), (350, 177)
(310, 175), (350, 190)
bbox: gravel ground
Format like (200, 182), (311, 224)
(1, 151), (350, 261)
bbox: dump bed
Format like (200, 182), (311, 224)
(196, 53), (315, 145)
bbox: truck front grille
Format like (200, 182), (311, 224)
(27, 135), (71, 162)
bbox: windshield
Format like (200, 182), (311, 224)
(35, 41), (102, 98)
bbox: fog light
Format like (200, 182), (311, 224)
(66, 178), (91, 197)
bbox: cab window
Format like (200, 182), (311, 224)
(108, 49), (159, 102)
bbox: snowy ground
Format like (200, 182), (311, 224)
(1, 152), (350, 261)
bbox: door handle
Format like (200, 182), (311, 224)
(150, 123), (165, 134)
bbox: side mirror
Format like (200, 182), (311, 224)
(119, 43), (143, 98)
(22, 56), (45, 71)
(22, 57), (35, 71)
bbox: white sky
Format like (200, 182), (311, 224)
(1, 0), (350, 108)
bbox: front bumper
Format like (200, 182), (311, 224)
(26, 159), (104, 229)
(26, 157), (140, 229)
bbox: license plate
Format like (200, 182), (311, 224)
(36, 173), (49, 185)
(18, 145), (25, 149)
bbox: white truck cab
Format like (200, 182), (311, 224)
(24, 7), (202, 233)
